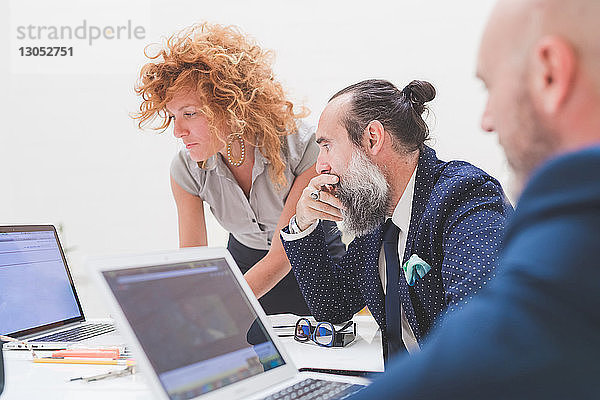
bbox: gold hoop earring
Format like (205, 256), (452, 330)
(226, 133), (245, 167)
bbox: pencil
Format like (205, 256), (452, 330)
(33, 358), (135, 366)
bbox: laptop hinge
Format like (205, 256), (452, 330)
(19, 321), (83, 340)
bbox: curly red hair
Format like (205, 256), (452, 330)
(134, 22), (308, 187)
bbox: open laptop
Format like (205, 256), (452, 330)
(0, 225), (123, 350)
(91, 247), (369, 400)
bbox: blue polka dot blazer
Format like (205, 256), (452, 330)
(281, 146), (513, 346)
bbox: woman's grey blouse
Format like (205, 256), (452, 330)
(170, 123), (319, 251)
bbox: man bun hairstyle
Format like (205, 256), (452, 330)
(330, 79), (436, 152)
(402, 80), (436, 114)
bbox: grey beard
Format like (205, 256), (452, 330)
(336, 149), (391, 237)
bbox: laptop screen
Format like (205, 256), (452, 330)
(0, 225), (84, 337)
(102, 257), (285, 400)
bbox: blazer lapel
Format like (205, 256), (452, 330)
(398, 145), (440, 342)
(402, 146), (439, 263)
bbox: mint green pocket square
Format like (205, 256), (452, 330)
(402, 254), (432, 286)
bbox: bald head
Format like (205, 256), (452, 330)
(537, 0), (600, 59)
(478, 0), (600, 192)
(480, 0), (600, 81)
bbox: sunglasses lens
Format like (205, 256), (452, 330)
(295, 319), (310, 341)
(314, 323), (333, 346)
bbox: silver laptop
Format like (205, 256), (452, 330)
(0, 225), (123, 350)
(91, 247), (369, 400)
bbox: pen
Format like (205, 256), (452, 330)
(298, 367), (383, 378)
(33, 358), (135, 366)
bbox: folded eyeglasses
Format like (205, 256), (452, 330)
(293, 318), (356, 347)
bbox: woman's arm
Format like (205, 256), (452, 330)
(244, 165), (319, 298)
(170, 176), (208, 247)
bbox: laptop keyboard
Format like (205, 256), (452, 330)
(262, 378), (365, 400)
(31, 323), (115, 342)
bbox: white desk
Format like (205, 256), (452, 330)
(1, 315), (383, 399)
(271, 315), (383, 373)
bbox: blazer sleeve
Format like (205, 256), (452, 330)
(438, 174), (512, 313)
(281, 223), (365, 323)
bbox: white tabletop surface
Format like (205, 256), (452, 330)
(1, 314), (382, 399)
(270, 314), (383, 373)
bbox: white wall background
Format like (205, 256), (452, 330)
(1, 0), (509, 316)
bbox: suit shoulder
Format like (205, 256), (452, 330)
(433, 160), (503, 199)
(421, 159), (511, 231)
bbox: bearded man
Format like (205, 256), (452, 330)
(280, 79), (512, 362)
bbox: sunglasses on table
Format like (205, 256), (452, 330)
(293, 318), (356, 347)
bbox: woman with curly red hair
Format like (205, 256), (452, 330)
(134, 22), (344, 315)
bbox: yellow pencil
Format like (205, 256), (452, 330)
(33, 358), (135, 366)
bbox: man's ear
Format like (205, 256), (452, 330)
(530, 35), (576, 116)
(364, 120), (386, 155)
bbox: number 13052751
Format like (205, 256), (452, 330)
(19, 47), (74, 56)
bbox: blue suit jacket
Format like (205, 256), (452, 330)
(350, 146), (600, 399)
(282, 146), (512, 348)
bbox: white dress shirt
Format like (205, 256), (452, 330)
(380, 167), (420, 354)
(281, 167), (420, 353)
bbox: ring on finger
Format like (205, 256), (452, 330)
(309, 189), (321, 201)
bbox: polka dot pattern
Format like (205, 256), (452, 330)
(282, 146), (513, 345)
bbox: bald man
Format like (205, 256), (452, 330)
(349, 0), (600, 398)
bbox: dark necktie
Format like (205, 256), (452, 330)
(383, 219), (404, 359)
